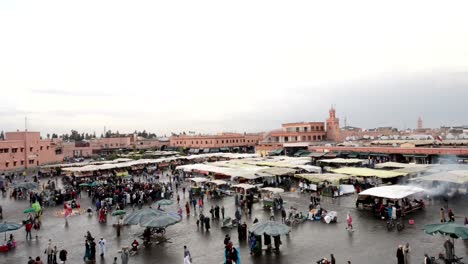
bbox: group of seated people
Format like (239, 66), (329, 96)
(0, 234), (16, 252)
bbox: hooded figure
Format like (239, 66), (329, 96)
(403, 243), (410, 264)
(396, 245), (404, 264)
(444, 239), (454, 261)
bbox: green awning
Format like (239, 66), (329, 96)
(203, 148), (210, 153)
(294, 150), (309, 157)
(220, 147), (229, 152)
(348, 153), (358, 158)
(358, 153), (370, 157)
(269, 149), (284, 155)
(209, 148), (220, 153)
(403, 154), (427, 158)
(458, 155), (468, 159)
(414, 155), (428, 158)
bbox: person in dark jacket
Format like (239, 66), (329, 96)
(396, 245), (405, 264)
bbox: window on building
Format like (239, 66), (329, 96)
(29, 160), (34, 164)
(296, 127), (299, 132)
(40, 146), (43, 151)
(12, 148), (17, 153)
(205, 141), (208, 144)
(13, 161), (17, 166)
(320, 126), (324, 130)
(5, 162), (9, 168)
(46, 146), (49, 150)
(222, 140), (224, 144)
(21, 161), (24, 165)
(304, 127), (308, 132)
(313, 135), (317, 140)
(21, 148), (24, 152)
(29, 147), (33, 152)
(4, 148), (9, 153)
(236, 139), (239, 143)
(0, 149), (3, 153)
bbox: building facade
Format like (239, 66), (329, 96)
(0, 131), (64, 171)
(61, 135), (166, 158)
(169, 133), (261, 149)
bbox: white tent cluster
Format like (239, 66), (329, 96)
(55, 153), (259, 174)
(175, 156), (320, 181)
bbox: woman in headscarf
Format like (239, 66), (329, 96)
(403, 243), (411, 264)
(396, 245), (404, 264)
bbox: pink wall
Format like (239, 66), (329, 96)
(0, 131), (63, 171)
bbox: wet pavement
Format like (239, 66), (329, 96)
(0, 176), (467, 264)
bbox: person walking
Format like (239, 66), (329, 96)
(184, 245), (192, 264)
(25, 221), (33, 240)
(396, 245), (404, 264)
(403, 243), (411, 264)
(440, 208), (446, 223)
(346, 213), (353, 231)
(28, 257), (35, 264)
(45, 240), (53, 264)
(281, 208), (287, 223)
(330, 254), (336, 264)
(221, 206), (225, 219)
(98, 237), (106, 258)
(121, 247), (129, 264)
(448, 209), (455, 222)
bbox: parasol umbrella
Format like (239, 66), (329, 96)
(155, 199), (174, 206)
(424, 223), (468, 239)
(123, 208), (163, 225)
(14, 182), (38, 190)
(140, 212), (182, 229)
(23, 208), (36, 214)
(112, 210), (127, 216)
(249, 221), (291, 236)
(0, 222), (23, 240)
(424, 222), (468, 259)
(90, 181), (102, 187)
(79, 183), (91, 187)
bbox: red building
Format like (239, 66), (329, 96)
(170, 133), (261, 152)
(0, 131), (64, 171)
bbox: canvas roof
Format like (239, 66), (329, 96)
(295, 173), (350, 184)
(358, 185), (425, 199)
(319, 158), (365, 164)
(331, 167), (407, 178)
(409, 170), (468, 185)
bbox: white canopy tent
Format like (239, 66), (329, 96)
(358, 185), (425, 199)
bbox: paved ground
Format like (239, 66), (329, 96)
(0, 175), (467, 264)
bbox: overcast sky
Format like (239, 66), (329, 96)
(1, 1), (468, 136)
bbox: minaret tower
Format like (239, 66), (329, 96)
(326, 105), (340, 141)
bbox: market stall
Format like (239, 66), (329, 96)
(356, 185), (425, 216)
(295, 173), (354, 196)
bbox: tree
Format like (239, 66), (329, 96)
(0, 131), (4, 140)
(52, 133), (58, 139)
(47, 133), (50, 139)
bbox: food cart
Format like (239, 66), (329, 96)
(207, 180), (232, 198)
(295, 173), (353, 197)
(188, 177), (209, 197)
(356, 185), (425, 216)
(260, 187), (285, 210)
